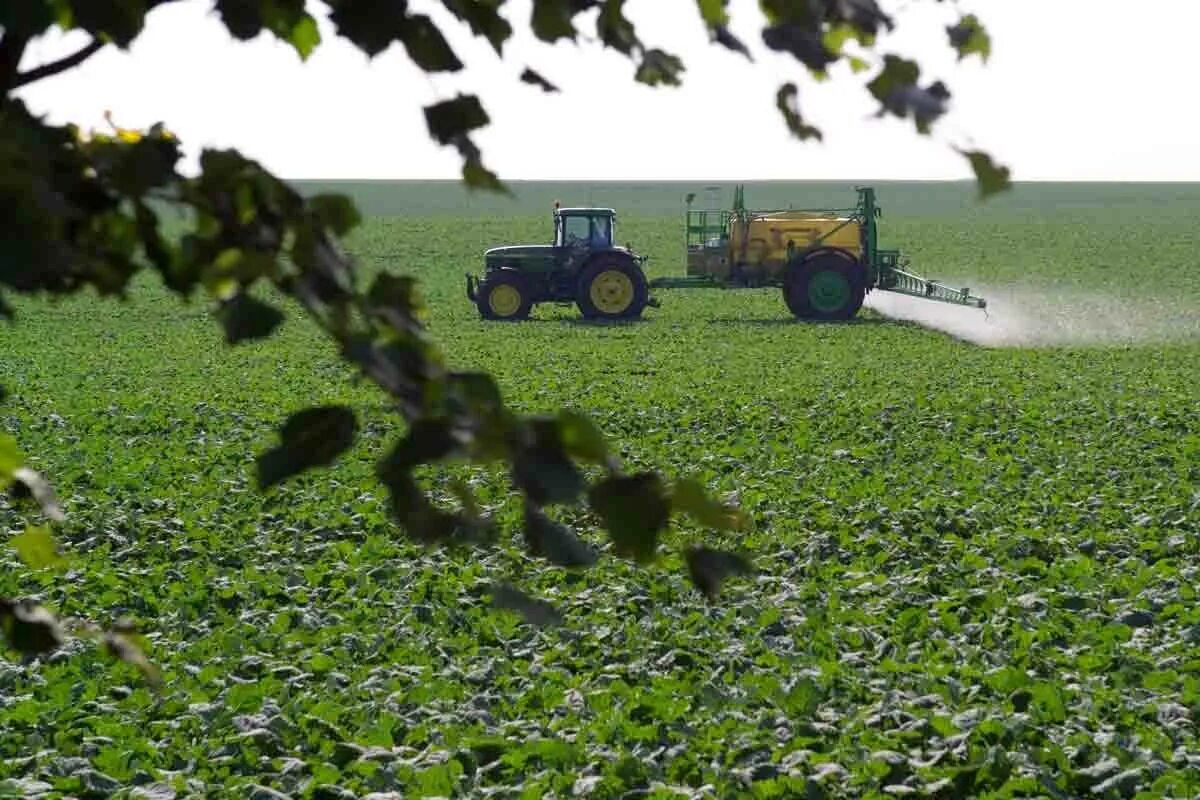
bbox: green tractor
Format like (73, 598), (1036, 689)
(465, 205), (658, 321)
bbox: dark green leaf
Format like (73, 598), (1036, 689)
(424, 95), (490, 146)
(379, 420), (467, 474)
(557, 410), (609, 465)
(443, 0), (513, 54)
(309, 193), (361, 236)
(947, 14), (990, 63)
(511, 418), (585, 505)
(11, 524), (65, 570)
(776, 83), (822, 141)
(216, 293), (285, 344)
(867, 55), (949, 134)
(398, 13), (463, 72)
(326, 0), (408, 57)
(959, 149), (1012, 199)
(367, 273), (424, 334)
(684, 546), (752, 600)
(256, 406), (357, 489)
(0, 599), (65, 657)
(520, 68), (559, 92)
(490, 583), (563, 627)
(762, 24), (835, 72)
(10, 468), (65, 522)
(588, 473), (670, 563)
(713, 26), (751, 59)
(597, 0), (638, 55)
(671, 478), (749, 530)
(215, 0), (265, 39)
(635, 49), (684, 87)
(531, 0), (577, 43)
(70, 0), (148, 48)
(524, 500), (598, 568)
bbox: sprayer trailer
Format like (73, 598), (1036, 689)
(647, 185), (987, 320)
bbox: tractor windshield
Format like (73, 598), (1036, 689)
(555, 213), (614, 248)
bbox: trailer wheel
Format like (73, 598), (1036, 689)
(783, 251), (866, 321)
(476, 270), (533, 321)
(576, 255), (649, 320)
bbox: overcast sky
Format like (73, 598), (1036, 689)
(13, 0), (1199, 182)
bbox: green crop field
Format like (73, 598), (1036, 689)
(2, 181), (1199, 799)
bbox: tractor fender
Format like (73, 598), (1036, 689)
(789, 246), (866, 282)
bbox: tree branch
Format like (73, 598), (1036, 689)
(12, 39), (106, 90)
(0, 32), (30, 96)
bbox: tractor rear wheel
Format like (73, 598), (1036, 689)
(783, 251), (866, 321)
(476, 270), (533, 321)
(576, 256), (649, 320)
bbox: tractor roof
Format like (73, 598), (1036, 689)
(555, 207), (615, 216)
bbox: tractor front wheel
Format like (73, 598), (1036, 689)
(476, 270), (533, 321)
(783, 252), (866, 321)
(576, 256), (649, 320)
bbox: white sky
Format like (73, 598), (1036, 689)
(13, 0), (1200, 182)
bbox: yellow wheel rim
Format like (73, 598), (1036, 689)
(488, 284), (522, 317)
(589, 270), (634, 315)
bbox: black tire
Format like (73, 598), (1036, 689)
(576, 254), (649, 320)
(782, 250), (867, 321)
(476, 270), (533, 321)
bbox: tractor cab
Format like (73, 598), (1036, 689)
(554, 206), (616, 250)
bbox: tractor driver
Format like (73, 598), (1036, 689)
(590, 216), (610, 247)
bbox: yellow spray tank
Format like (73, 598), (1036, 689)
(658, 184), (986, 320)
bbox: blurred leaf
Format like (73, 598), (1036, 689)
(462, 154), (507, 193)
(713, 26), (751, 59)
(588, 473), (670, 563)
(380, 420), (467, 473)
(70, 0), (146, 48)
(257, 405), (358, 489)
(671, 478), (749, 530)
(776, 83), (822, 141)
(103, 630), (163, 693)
(490, 582), (563, 627)
(762, 24), (834, 72)
(531, 0), (577, 43)
(685, 546), (752, 600)
(520, 68), (559, 92)
(424, 95), (489, 146)
(959, 149), (1012, 199)
(524, 500), (598, 568)
(288, 13), (322, 60)
(309, 193), (361, 236)
(444, 0), (513, 54)
(398, 13), (463, 72)
(557, 410), (608, 465)
(11, 524), (65, 570)
(696, 0), (729, 27)
(216, 293), (285, 344)
(0, 433), (19, 488)
(867, 55), (949, 134)
(947, 14), (990, 63)
(10, 467), (65, 522)
(635, 49), (684, 87)
(512, 418), (585, 505)
(325, 0), (408, 57)
(597, 0), (638, 55)
(0, 599), (65, 657)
